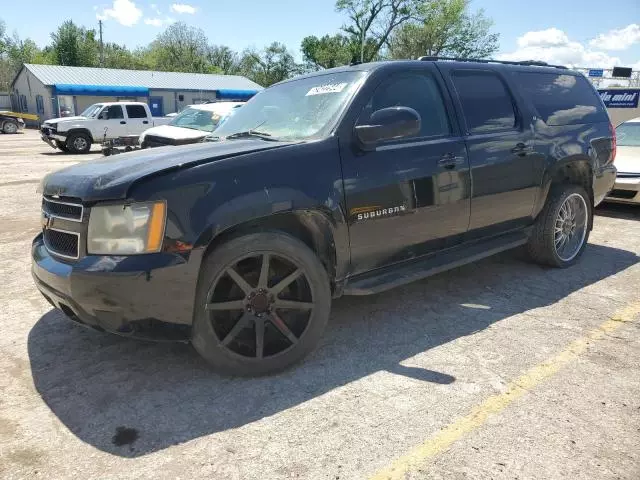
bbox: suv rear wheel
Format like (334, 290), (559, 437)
(2, 120), (18, 134)
(192, 232), (331, 376)
(528, 185), (591, 267)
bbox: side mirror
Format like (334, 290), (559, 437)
(354, 106), (421, 150)
(98, 111), (108, 120)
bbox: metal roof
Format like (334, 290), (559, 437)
(19, 64), (263, 92)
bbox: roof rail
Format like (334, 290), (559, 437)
(418, 56), (567, 70)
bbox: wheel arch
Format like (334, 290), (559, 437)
(535, 155), (595, 229)
(66, 128), (94, 143)
(199, 210), (338, 285)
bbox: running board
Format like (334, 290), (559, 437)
(343, 231), (529, 296)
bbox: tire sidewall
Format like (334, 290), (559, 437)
(67, 133), (91, 154)
(3, 120), (18, 134)
(192, 232), (331, 376)
(547, 185), (592, 267)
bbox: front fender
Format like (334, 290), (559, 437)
(190, 187), (349, 280)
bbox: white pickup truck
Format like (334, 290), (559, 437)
(40, 102), (171, 154)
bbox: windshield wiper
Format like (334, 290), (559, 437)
(223, 130), (278, 141)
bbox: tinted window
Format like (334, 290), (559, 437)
(452, 71), (517, 134)
(126, 105), (147, 118)
(517, 73), (608, 126)
(358, 73), (450, 138)
(103, 105), (124, 119)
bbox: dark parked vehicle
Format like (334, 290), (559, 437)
(33, 58), (616, 375)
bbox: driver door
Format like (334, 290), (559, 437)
(340, 68), (471, 275)
(99, 104), (128, 139)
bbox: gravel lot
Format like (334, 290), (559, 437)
(1, 129), (639, 480)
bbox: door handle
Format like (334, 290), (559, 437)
(511, 142), (530, 155)
(438, 154), (458, 170)
(120, 121), (127, 125)
(143, 120), (149, 124)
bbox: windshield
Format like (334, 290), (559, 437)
(80, 104), (103, 118)
(213, 71), (367, 141)
(170, 106), (231, 132)
(616, 122), (640, 146)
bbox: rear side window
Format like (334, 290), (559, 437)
(516, 72), (608, 126)
(126, 105), (147, 118)
(451, 71), (517, 134)
(358, 73), (450, 139)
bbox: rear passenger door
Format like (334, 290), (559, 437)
(125, 104), (151, 135)
(341, 67), (471, 275)
(439, 65), (538, 238)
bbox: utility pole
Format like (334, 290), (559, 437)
(99, 20), (104, 67)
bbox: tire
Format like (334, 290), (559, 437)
(527, 184), (592, 268)
(55, 140), (69, 152)
(2, 120), (18, 134)
(192, 232), (331, 376)
(66, 132), (92, 154)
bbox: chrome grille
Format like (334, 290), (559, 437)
(42, 197), (83, 222)
(43, 229), (79, 259)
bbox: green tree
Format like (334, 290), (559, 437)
(207, 45), (239, 74)
(301, 34), (353, 70)
(102, 43), (139, 69)
(50, 20), (98, 66)
(149, 22), (209, 72)
(0, 19), (7, 55)
(238, 42), (299, 87)
(336, 0), (415, 62)
(389, 0), (499, 59)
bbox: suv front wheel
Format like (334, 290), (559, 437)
(66, 132), (92, 154)
(528, 185), (592, 267)
(192, 232), (332, 376)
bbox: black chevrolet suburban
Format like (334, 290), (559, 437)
(33, 58), (617, 375)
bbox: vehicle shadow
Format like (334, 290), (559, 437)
(28, 243), (638, 457)
(595, 202), (639, 220)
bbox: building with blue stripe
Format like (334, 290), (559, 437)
(11, 64), (262, 121)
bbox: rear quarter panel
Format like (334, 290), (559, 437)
(532, 120), (616, 215)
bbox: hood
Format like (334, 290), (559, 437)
(42, 139), (292, 201)
(44, 116), (86, 125)
(615, 146), (640, 175)
(142, 124), (209, 141)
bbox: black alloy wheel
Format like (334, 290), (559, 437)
(192, 232), (331, 375)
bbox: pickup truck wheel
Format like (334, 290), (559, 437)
(2, 120), (18, 134)
(192, 232), (331, 376)
(528, 185), (591, 267)
(66, 133), (91, 154)
(55, 140), (69, 152)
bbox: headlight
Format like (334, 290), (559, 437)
(88, 201), (166, 255)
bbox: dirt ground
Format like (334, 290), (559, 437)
(1, 129), (639, 480)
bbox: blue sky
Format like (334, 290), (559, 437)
(1, 0), (639, 68)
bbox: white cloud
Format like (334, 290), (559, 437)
(499, 28), (621, 68)
(150, 3), (161, 15)
(144, 16), (174, 27)
(589, 24), (640, 51)
(170, 3), (197, 14)
(144, 18), (163, 27)
(517, 28), (569, 48)
(96, 0), (143, 27)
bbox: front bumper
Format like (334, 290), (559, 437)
(40, 126), (67, 148)
(31, 234), (201, 341)
(605, 176), (640, 205)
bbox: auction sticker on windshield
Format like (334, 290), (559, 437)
(306, 83), (348, 96)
